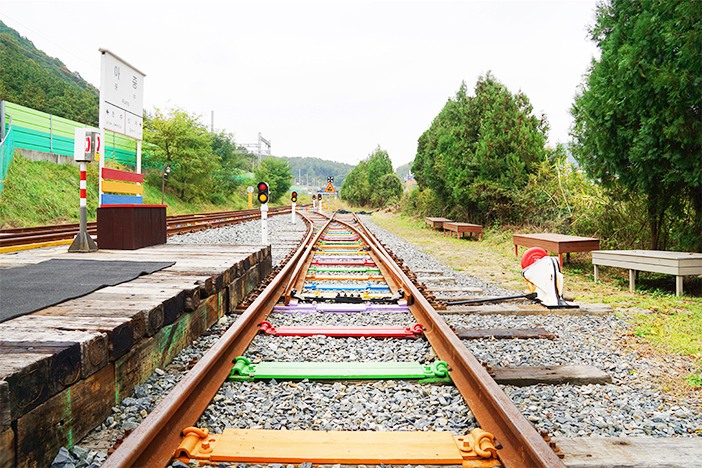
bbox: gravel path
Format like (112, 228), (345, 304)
(53, 212), (702, 468)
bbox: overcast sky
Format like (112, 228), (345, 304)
(1, 0), (600, 168)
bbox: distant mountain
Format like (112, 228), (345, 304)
(0, 20), (99, 126)
(396, 161), (413, 179)
(284, 156), (354, 191)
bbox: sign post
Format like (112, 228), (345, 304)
(257, 182), (269, 245)
(98, 48), (145, 203)
(247, 186), (254, 208)
(68, 128), (99, 252)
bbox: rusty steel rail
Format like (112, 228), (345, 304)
(103, 212), (564, 468)
(0, 206), (301, 248)
(101, 212), (329, 468)
(341, 214), (565, 468)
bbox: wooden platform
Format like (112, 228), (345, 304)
(513, 233), (600, 266)
(423, 217), (453, 230)
(443, 222), (482, 241)
(592, 249), (702, 296)
(0, 243), (272, 468)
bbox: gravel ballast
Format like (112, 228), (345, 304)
(53, 212), (701, 468)
(358, 215), (702, 438)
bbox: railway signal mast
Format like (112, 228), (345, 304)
(68, 129), (100, 252)
(257, 181), (269, 244)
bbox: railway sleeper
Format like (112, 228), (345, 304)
(174, 426), (500, 466)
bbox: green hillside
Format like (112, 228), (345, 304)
(395, 161), (412, 179)
(286, 156), (354, 190)
(0, 20), (99, 126)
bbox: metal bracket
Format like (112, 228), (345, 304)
(174, 427), (221, 461)
(455, 428), (498, 461)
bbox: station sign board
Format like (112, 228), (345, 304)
(99, 49), (145, 140)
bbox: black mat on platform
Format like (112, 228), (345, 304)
(0, 258), (175, 323)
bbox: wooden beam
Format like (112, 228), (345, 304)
(491, 365), (611, 386)
(0, 425), (14, 468)
(7, 315), (131, 361)
(15, 364), (115, 468)
(555, 436), (702, 467)
(454, 327), (556, 340)
(440, 303), (613, 316)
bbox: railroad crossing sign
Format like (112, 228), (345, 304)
(327, 176), (334, 183)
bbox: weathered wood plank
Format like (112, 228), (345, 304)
(113, 292), (224, 402)
(440, 302), (613, 316)
(0, 329), (107, 418)
(490, 365), (611, 386)
(127, 277), (202, 311)
(430, 287), (483, 293)
(417, 276), (456, 283)
(15, 364), (115, 468)
(0, 425), (14, 468)
(454, 327), (556, 340)
(7, 315), (131, 361)
(50, 300), (163, 338)
(0, 379), (9, 427)
(38, 305), (149, 343)
(555, 436), (702, 468)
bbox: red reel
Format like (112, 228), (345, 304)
(521, 247), (548, 269)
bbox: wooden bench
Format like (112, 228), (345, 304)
(424, 217), (452, 230)
(592, 250), (702, 296)
(443, 222), (482, 241)
(513, 233), (600, 267)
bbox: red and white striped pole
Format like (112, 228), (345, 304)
(69, 129), (98, 252)
(79, 162), (87, 210)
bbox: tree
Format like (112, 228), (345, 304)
(341, 160), (370, 205)
(341, 146), (400, 208)
(211, 130), (246, 191)
(143, 107), (217, 202)
(571, 0), (702, 250)
(413, 74), (548, 223)
(0, 31), (99, 126)
(254, 157), (293, 202)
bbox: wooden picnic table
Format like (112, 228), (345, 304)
(592, 250), (702, 296)
(424, 217), (453, 230)
(513, 233), (600, 267)
(443, 222), (483, 241)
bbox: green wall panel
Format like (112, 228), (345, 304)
(4, 101), (138, 165)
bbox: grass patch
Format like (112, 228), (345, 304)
(0, 154), (282, 227)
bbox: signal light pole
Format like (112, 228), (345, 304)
(291, 191), (297, 224)
(257, 181), (269, 245)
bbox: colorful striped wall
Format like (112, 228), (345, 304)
(3, 101), (138, 166)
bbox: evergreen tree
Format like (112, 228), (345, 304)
(571, 0), (702, 250)
(413, 74), (548, 223)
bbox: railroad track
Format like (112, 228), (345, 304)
(0, 206), (293, 250)
(101, 211), (566, 467)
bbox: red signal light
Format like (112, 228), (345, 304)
(257, 181), (269, 204)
